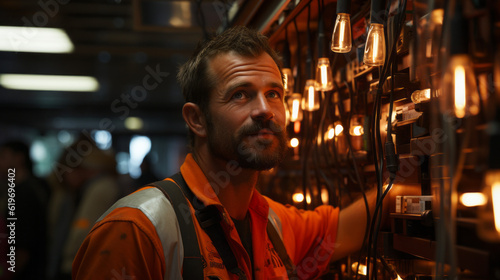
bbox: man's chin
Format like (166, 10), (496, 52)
(236, 146), (284, 170)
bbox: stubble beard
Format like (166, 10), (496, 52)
(206, 115), (288, 171)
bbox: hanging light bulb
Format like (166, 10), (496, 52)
(478, 169), (500, 242)
(287, 93), (303, 122)
(302, 80), (320, 111)
(282, 68), (294, 95)
(364, 23), (386, 67)
(363, 0), (386, 67)
(331, 0), (351, 53)
(282, 29), (294, 95)
(441, 54), (480, 118)
(331, 13), (352, 53)
(440, 4), (479, 119)
(315, 57), (333, 91)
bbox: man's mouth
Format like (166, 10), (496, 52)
(249, 129), (274, 137)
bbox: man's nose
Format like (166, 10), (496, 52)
(250, 93), (274, 121)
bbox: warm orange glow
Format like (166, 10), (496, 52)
(411, 88), (431, 104)
(293, 121), (301, 134)
(302, 80), (320, 111)
(331, 13), (352, 53)
(290, 138), (299, 148)
(327, 126), (335, 140)
(320, 64), (328, 87)
(321, 188), (329, 204)
(460, 192), (487, 207)
(282, 68), (294, 93)
(307, 85), (315, 111)
(352, 125), (364, 136)
(454, 65), (466, 118)
(493, 182), (500, 233)
(335, 123), (344, 136)
(291, 99), (300, 121)
(364, 23), (385, 66)
(351, 262), (367, 276)
(293, 192), (304, 203)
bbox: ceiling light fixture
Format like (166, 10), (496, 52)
(0, 26), (74, 53)
(0, 74), (99, 92)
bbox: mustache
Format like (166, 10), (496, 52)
(238, 119), (284, 136)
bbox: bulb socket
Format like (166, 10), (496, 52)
(337, 0), (350, 15)
(450, 4), (469, 55)
(370, 0), (386, 24)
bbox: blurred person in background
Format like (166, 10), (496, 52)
(46, 134), (122, 280)
(0, 140), (50, 280)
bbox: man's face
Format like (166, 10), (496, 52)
(205, 51), (288, 170)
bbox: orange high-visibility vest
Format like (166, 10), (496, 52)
(73, 154), (339, 279)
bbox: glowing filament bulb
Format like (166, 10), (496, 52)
(315, 58), (333, 91)
(302, 79), (320, 111)
(460, 192), (487, 207)
(292, 99), (300, 120)
(290, 138), (299, 148)
(327, 124), (335, 140)
(292, 192), (304, 203)
(321, 65), (328, 85)
(288, 93), (303, 122)
(335, 123), (344, 136)
(440, 54), (479, 118)
(454, 65), (466, 118)
(411, 88), (431, 104)
(493, 182), (500, 233)
(331, 13), (352, 53)
(363, 23), (386, 67)
(308, 87), (315, 109)
(282, 68), (294, 94)
(352, 126), (364, 136)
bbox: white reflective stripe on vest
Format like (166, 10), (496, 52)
(97, 188), (184, 280)
(268, 207), (284, 240)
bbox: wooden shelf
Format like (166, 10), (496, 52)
(393, 234), (489, 277)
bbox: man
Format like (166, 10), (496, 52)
(73, 26), (376, 279)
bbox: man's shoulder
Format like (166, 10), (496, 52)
(94, 187), (175, 230)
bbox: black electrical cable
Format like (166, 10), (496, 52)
(196, 0), (209, 40)
(306, 4), (314, 79)
(293, 19), (301, 93)
(316, 90), (337, 189)
(300, 5), (317, 210)
(336, 80), (371, 280)
(366, 0), (408, 278)
(370, 36), (400, 280)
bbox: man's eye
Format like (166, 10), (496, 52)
(268, 91), (281, 99)
(232, 91), (245, 99)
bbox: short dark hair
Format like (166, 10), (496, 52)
(177, 25), (283, 147)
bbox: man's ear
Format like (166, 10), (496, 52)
(182, 102), (207, 138)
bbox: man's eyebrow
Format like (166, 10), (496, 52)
(269, 82), (284, 91)
(224, 81), (284, 95)
(225, 82), (252, 94)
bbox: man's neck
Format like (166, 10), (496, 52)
(193, 149), (259, 220)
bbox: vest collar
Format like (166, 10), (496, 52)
(179, 153), (269, 219)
